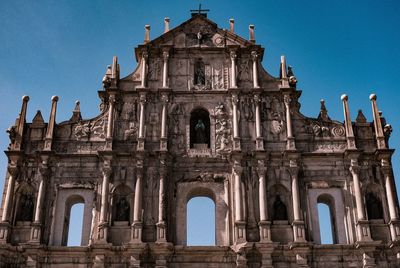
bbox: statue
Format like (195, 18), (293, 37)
(366, 193), (383, 220)
(115, 196), (130, 222)
(194, 59), (205, 85)
(16, 193), (34, 221)
(273, 195), (288, 221)
(194, 119), (206, 143)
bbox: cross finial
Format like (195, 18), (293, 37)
(190, 1), (210, 17)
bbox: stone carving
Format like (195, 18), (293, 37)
(124, 122), (138, 141)
(241, 96), (254, 121)
(271, 120), (284, 135)
(238, 59), (251, 81)
(145, 168), (158, 225)
(212, 66), (225, 90)
(212, 34), (225, 47)
(331, 125), (346, 137)
(287, 65), (297, 87)
(148, 58), (161, 81)
(216, 118), (231, 152)
(311, 123), (345, 138)
(185, 24), (214, 47)
(73, 113), (107, 140)
(194, 58), (205, 85)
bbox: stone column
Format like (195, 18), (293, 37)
(370, 94), (386, 149)
(254, 94), (263, 150)
(160, 94), (168, 151)
(251, 51), (260, 88)
(140, 52), (148, 88)
(106, 94), (115, 139)
(131, 161), (143, 243)
(230, 50), (237, 88)
(44, 96), (58, 151)
(233, 161), (246, 243)
(284, 94), (296, 150)
(12, 95), (29, 150)
(30, 156), (50, 243)
(288, 160), (306, 242)
(137, 93), (146, 151)
(162, 51), (169, 88)
(156, 162), (167, 243)
(341, 95), (356, 149)
(0, 162), (18, 243)
(381, 159), (400, 241)
(280, 56), (289, 87)
(257, 161), (271, 242)
(349, 159), (372, 242)
(232, 93), (241, 151)
(97, 162), (111, 242)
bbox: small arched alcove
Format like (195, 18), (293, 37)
(112, 184), (133, 225)
(14, 184), (36, 224)
(187, 196), (216, 246)
(190, 108), (210, 148)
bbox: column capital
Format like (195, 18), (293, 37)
(283, 94), (291, 105)
(139, 93), (147, 104)
(162, 50), (169, 61)
(231, 93), (239, 104)
(230, 50), (237, 60)
(7, 165), (18, 176)
(253, 93), (261, 103)
(160, 94), (169, 103)
(349, 165), (360, 176)
(233, 162), (243, 175)
(251, 50), (259, 61)
(141, 51), (148, 59)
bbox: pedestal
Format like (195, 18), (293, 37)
(0, 221), (10, 244)
(256, 137), (264, 151)
(131, 221), (143, 243)
(235, 220), (246, 244)
(156, 221), (167, 243)
(356, 220), (372, 242)
(233, 137), (241, 151)
(292, 220), (306, 242)
(389, 219), (400, 242)
(160, 138), (167, 151)
(137, 138), (145, 151)
(259, 220), (272, 243)
(29, 221), (42, 244)
(96, 222), (109, 243)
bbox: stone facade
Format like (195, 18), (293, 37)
(0, 13), (399, 267)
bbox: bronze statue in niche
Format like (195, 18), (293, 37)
(16, 192), (35, 222)
(190, 108), (210, 148)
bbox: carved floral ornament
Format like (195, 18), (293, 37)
(73, 114), (107, 140)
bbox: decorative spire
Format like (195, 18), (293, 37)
(144, 25), (150, 43)
(249, 25), (255, 43)
(229, 19), (234, 33)
(164, 17), (170, 33)
(318, 99), (331, 122)
(356, 109), (367, 123)
(70, 100), (82, 122)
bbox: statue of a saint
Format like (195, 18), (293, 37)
(273, 195), (288, 221)
(195, 119), (206, 143)
(115, 196), (130, 222)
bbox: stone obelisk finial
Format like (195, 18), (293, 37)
(341, 94), (356, 149)
(249, 24), (255, 43)
(229, 19), (234, 33)
(164, 17), (170, 33)
(370, 94), (386, 149)
(144, 25), (150, 43)
(44, 96), (59, 151)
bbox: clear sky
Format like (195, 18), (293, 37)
(0, 0), (399, 245)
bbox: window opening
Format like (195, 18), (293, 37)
(187, 197), (215, 245)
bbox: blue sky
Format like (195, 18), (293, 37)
(0, 0), (399, 245)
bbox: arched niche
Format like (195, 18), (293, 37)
(50, 188), (94, 246)
(175, 181), (229, 246)
(14, 183), (36, 223)
(268, 184), (291, 223)
(111, 184), (133, 224)
(190, 108), (210, 148)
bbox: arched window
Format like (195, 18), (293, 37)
(317, 194), (336, 244)
(190, 108), (210, 148)
(187, 197), (215, 246)
(62, 195), (85, 246)
(66, 203), (84, 246)
(366, 192), (383, 220)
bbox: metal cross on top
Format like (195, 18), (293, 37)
(190, 3), (210, 16)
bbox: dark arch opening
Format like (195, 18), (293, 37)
(190, 108), (210, 148)
(187, 196), (216, 246)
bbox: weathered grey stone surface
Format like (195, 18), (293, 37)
(0, 13), (399, 267)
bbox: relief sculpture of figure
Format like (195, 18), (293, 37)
(195, 119), (206, 143)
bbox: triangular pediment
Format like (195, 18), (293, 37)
(145, 14), (254, 49)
